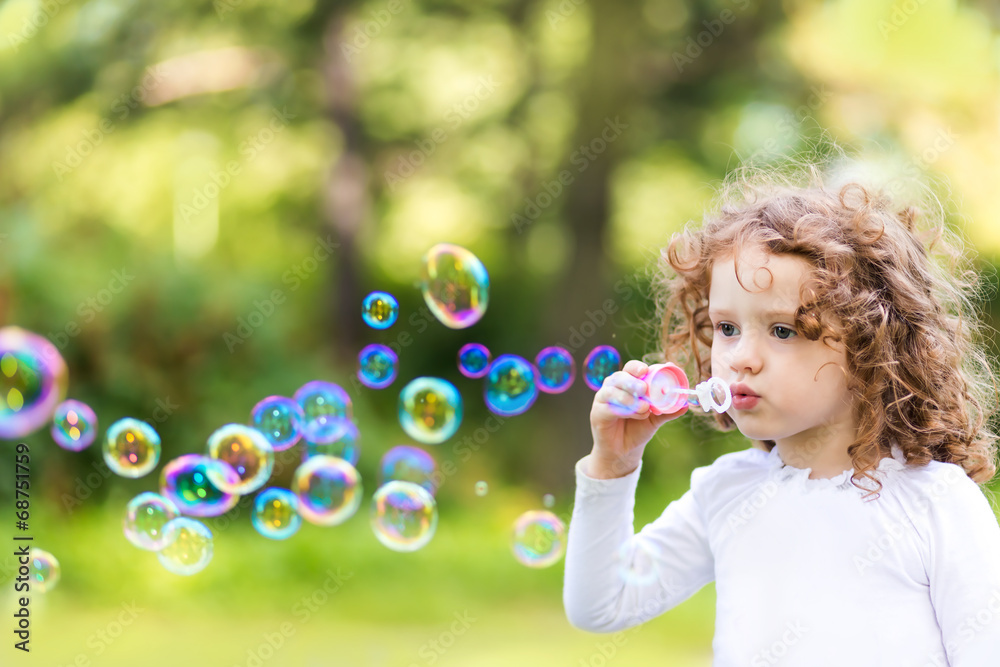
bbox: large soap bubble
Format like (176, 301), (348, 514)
(0, 327), (68, 440)
(398, 377), (462, 445)
(420, 244), (489, 329)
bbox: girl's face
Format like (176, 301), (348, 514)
(708, 247), (857, 451)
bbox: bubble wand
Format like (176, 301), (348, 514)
(639, 363), (732, 415)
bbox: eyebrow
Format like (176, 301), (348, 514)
(708, 309), (797, 319)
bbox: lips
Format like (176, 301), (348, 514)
(729, 383), (759, 398)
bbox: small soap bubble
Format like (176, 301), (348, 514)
(420, 244), (489, 329)
(161, 454), (240, 517)
(475, 481), (488, 496)
(124, 492), (180, 550)
(542, 494), (555, 508)
(294, 380), (353, 432)
(379, 445), (438, 496)
(51, 399), (98, 451)
(157, 518), (214, 576)
(292, 455), (362, 526)
(302, 416), (360, 466)
(206, 424), (275, 495)
(534, 347), (575, 394)
(103, 418), (161, 478)
(357, 344), (399, 390)
(250, 396), (304, 452)
(29, 548), (60, 592)
(398, 377), (463, 445)
(583, 345), (621, 391)
(371, 480), (438, 552)
(362, 291), (399, 329)
(457, 343), (491, 379)
(511, 510), (566, 568)
(484, 354), (538, 417)
(0, 326), (68, 439)
(252, 488), (302, 540)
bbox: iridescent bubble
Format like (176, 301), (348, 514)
(292, 455), (362, 526)
(51, 399), (98, 451)
(371, 480), (438, 552)
(302, 417), (360, 466)
(484, 354), (538, 417)
(0, 327), (68, 440)
(29, 548), (60, 592)
(294, 380), (353, 433)
(357, 344), (399, 390)
(535, 347), (575, 394)
(511, 510), (566, 568)
(252, 488), (302, 540)
(103, 418), (161, 478)
(542, 493), (555, 508)
(457, 343), (491, 379)
(379, 445), (438, 496)
(420, 244), (489, 329)
(157, 518), (214, 576)
(475, 481), (488, 497)
(362, 291), (399, 329)
(124, 492), (180, 550)
(250, 396), (303, 452)
(398, 377), (463, 445)
(160, 454), (240, 518)
(206, 424), (274, 495)
(583, 345), (621, 391)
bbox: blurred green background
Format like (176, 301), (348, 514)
(1, 0), (1000, 664)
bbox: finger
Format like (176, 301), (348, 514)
(622, 359), (649, 378)
(596, 386), (648, 417)
(603, 370), (647, 395)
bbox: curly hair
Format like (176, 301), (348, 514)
(655, 165), (999, 496)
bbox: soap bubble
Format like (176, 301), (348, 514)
(357, 344), (398, 390)
(542, 493), (555, 508)
(420, 244), (489, 329)
(29, 548), (60, 593)
(123, 492), (181, 550)
(292, 455), (362, 526)
(252, 488), (302, 540)
(511, 510), (566, 568)
(51, 399), (98, 451)
(302, 416), (360, 466)
(0, 326), (68, 439)
(371, 480), (438, 552)
(250, 396), (304, 452)
(160, 454), (240, 517)
(362, 291), (399, 329)
(379, 445), (437, 496)
(583, 345), (621, 391)
(484, 354), (538, 417)
(398, 377), (463, 445)
(535, 347), (575, 394)
(294, 380), (352, 434)
(475, 481), (488, 496)
(103, 418), (161, 478)
(206, 424), (274, 495)
(157, 518), (214, 576)
(457, 343), (491, 379)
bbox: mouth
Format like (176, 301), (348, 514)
(729, 384), (760, 399)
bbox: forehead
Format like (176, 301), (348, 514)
(708, 248), (814, 310)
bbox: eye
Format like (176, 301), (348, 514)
(773, 325), (796, 340)
(715, 322), (738, 337)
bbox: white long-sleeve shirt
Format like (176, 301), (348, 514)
(564, 444), (1000, 666)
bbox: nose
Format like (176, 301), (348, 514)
(725, 332), (763, 376)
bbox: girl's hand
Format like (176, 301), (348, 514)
(586, 359), (689, 479)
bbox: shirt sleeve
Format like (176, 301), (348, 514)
(921, 466), (1000, 665)
(563, 456), (716, 633)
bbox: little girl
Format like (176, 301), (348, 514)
(563, 167), (1000, 666)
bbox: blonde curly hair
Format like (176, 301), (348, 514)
(656, 165), (999, 495)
